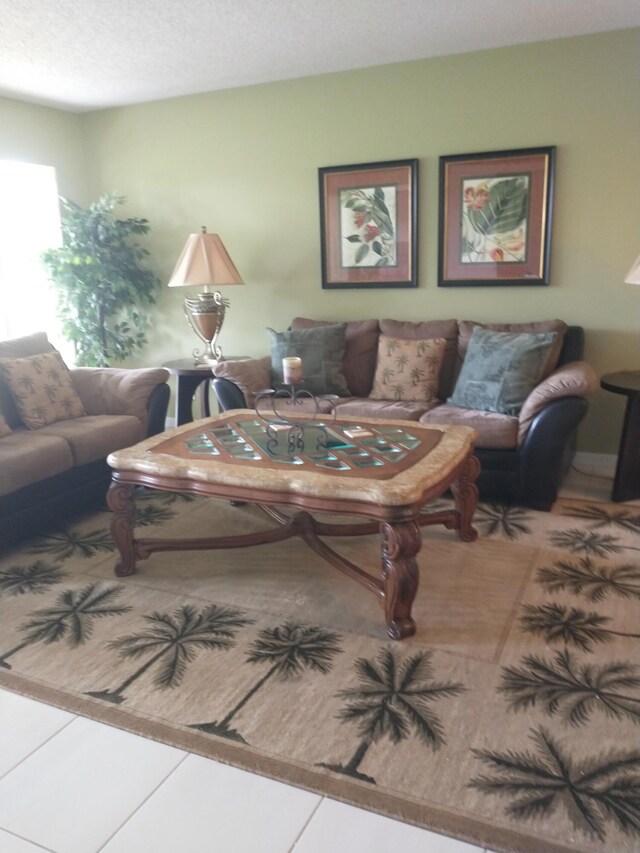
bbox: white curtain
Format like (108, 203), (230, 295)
(0, 161), (64, 352)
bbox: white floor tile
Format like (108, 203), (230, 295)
(0, 689), (74, 778)
(101, 753), (321, 853)
(293, 798), (482, 853)
(0, 716), (185, 853)
(0, 828), (52, 852)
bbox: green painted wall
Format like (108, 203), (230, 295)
(0, 96), (88, 202)
(3, 29), (640, 453)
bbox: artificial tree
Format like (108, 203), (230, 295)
(42, 194), (161, 366)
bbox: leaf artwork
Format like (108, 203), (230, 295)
(470, 727), (640, 842)
(461, 176), (529, 264)
(340, 186), (397, 268)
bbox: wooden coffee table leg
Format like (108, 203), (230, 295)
(380, 520), (421, 640)
(450, 454), (480, 542)
(107, 481), (137, 576)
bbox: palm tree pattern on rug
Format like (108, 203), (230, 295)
(317, 647), (464, 784)
(86, 604), (254, 704)
(0, 583), (130, 669)
(470, 501), (640, 844)
(2, 497), (640, 851)
(190, 623), (343, 742)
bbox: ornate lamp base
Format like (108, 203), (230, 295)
(183, 291), (230, 365)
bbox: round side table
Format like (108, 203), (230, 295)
(163, 358), (246, 426)
(600, 370), (640, 502)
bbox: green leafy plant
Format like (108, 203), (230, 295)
(42, 194), (160, 366)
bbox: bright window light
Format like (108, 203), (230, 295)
(0, 161), (63, 348)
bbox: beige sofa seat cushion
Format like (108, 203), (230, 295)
(0, 429), (73, 496)
(70, 367), (170, 427)
(37, 415), (145, 466)
(333, 397), (437, 421)
(291, 318), (380, 397)
(380, 319), (458, 400)
(457, 319), (568, 379)
(419, 404), (519, 450)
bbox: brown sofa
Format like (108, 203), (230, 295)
(212, 317), (597, 509)
(0, 332), (170, 546)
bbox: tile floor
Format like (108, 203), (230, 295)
(0, 467), (622, 853)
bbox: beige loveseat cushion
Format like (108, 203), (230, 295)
(36, 414), (145, 466)
(70, 367), (170, 428)
(333, 397), (437, 421)
(0, 429), (74, 496)
(419, 404), (519, 449)
(213, 357), (272, 406)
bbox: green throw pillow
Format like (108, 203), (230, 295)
(448, 327), (557, 416)
(267, 323), (350, 396)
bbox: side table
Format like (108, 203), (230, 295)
(162, 358), (246, 426)
(600, 370), (640, 502)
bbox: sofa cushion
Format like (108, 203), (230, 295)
(332, 397), (436, 421)
(70, 366), (170, 426)
(380, 319), (458, 399)
(291, 318), (380, 397)
(0, 332), (55, 428)
(448, 328), (557, 416)
(419, 404), (519, 450)
(268, 324), (349, 396)
(0, 428), (74, 496)
(213, 357), (272, 406)
(457, 319), (567, 379)
(369, 336), (445, 403)
(36, 415), (145, 466)
(0, 350), (86, 429)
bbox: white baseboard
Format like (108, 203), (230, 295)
(573, 451), (616, 477)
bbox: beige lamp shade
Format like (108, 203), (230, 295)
(624, 252), (640, 285)
(168, 228), (243, 289)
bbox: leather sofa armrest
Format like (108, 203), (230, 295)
(70, 367), (170, 427)
(212, 356), (272, 407)
(518, 360), (598, 445)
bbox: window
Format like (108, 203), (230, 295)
(0, 161), (62, 345)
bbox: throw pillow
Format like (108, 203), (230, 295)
(0, 411), (11, 437)
(369, 336), (445, 403)
(267, 324), (349, 396)
(448, 327), (557, 416)
(0, 350), (86, 429)
(213, 356), (272, 406)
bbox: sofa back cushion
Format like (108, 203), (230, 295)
(0, 350), (86, 429)
(457, 319), (567, 379)
(0, 332), (55, 428)
(290, 318), (380, 397)
(379, 319), (458, 399)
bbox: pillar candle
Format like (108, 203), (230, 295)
(282, 356), (303, 385)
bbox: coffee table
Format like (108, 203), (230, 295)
(107, 410), (479, 639)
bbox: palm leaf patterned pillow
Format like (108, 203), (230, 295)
(0, 351), (86, 429)
(369, 336), (445, 403)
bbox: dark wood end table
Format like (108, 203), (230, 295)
(163, 357), (246, 425)
(600, 370), (640, 502)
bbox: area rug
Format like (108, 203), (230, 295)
(1, 491), (639, 853)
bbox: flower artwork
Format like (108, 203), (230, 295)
(461, 176), (529, 264)
(340, 185), (397, 269)
(438, 147), (555, 287)
(319, 160), (417, 289)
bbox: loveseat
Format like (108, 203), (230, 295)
(0, 332), (170, 546)
(212, 317), (597, 510)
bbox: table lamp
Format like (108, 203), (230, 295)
(168, 227), (244, 364)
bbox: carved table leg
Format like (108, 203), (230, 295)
(107, 481), (137, 576)
(450, 454), (480, 542)
(380, 520), (422, 640)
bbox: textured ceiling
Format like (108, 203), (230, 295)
(1, 0), (639, 112)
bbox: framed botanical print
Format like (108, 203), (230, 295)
(319, 159), (418, 289)
(438, 147), (555, 287)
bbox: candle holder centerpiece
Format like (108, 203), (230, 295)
(254, 357), (335, 456)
